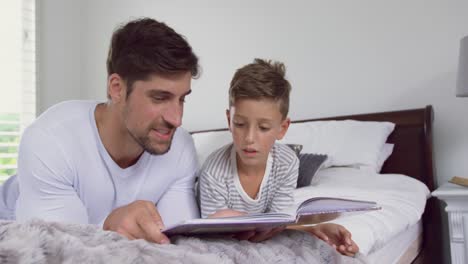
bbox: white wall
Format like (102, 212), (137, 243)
(39, 0), (468, 184)
(37, 0), (82, 113)
(38, 1), (468, 261)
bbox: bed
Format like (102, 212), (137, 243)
(0, 106), (442, 263)
(293, 105), (442, 263)
(190, 105), (442, 263)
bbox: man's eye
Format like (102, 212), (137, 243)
(260, 127), (271, 131)
(152, 97), (165, 102)
(233, 122), (244, 127)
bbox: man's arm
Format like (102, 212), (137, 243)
(156, 173), (199, 225)
(15, 127), (89, 223)
(157, 134), (200, 224)
(104, 132), (199, 244)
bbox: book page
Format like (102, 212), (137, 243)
(294, 197), (380, 224)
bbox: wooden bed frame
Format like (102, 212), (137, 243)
(192, 105), (442, 263)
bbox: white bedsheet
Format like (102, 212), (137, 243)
(293, 167), (430, 256)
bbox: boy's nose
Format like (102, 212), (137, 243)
(245, 128), (255, 143)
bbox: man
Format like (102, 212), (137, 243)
(0, 18), (200, 244)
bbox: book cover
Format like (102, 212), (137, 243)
(162, 197), (381, 236)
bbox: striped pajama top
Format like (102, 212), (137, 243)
(199, 143), (299, 218)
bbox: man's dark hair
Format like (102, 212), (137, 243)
(106, 18), (199, 98)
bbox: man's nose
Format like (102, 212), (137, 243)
(162, 102), (183, 128)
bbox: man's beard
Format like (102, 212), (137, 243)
(129, 126), (177, 155)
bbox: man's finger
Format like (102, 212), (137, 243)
(117, 229), (137, 240)
(137, 213), (170, 244)
(144, 202), (165, 229)
(115, 217), (147, 240)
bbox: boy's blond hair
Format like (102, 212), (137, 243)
(229, 58), (291, 119)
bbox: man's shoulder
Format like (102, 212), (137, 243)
(33, 100), (97, 129)
(22, 100), (98, 146)
(173, 127), (193, 142)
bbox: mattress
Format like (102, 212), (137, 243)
(293, 167), (429, 256)
(367, 220), (423, 263)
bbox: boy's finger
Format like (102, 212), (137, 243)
(312, 230), (329, 242)
(234, 230), (256, 240)
(345, 237), (351, 245)
(338, 244), (346, 252)
(249, 230), (272, 242)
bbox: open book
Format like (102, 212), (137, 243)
(162, 197), (381, 236)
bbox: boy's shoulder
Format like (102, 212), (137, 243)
(200, 143), (233, 175)
(272, 143), (299, 164)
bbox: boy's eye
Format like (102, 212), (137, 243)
(233, 122), (244, 127)
(259, 126), (271, 131)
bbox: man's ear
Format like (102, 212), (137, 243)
(277, 117), (291, 140)
(107, 73), (125, 103)
(226, 109), (232, 131)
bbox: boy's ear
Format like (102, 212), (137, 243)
(276, 117), (291, 140)
(107, 73), (125, 103)
(226, 109), (232, 131)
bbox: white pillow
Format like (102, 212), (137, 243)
(191, 130), (232, 166)
(279, 120), (395, 168)
(354, 143), (394, 173)
(375, 143), (394, 172)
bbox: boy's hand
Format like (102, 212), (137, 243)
(306, 223), (359, 256)
(233, 226), (285, 242)
(209, 209), (284, 242)
(103, 200), (170, 244)
(208, 209), (246, 218)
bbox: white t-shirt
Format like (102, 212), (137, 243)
(3, 100), (199, 226)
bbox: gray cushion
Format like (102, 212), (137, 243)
(297, 153), (328, 188)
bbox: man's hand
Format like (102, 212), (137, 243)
(103, 200), (170, 244)
(305, 223), (359, 256)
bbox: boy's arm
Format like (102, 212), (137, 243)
(268, 156), (299, 213)
(291, 223), (359, 256)
(199, 170), (230, 218)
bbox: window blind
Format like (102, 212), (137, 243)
(0, 0), (36, 182)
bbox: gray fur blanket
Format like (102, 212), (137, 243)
(0, 220), (368, 264)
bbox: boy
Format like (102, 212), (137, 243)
(198, 59), (358, 256)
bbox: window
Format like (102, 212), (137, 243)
(0, 0), (36, 182)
